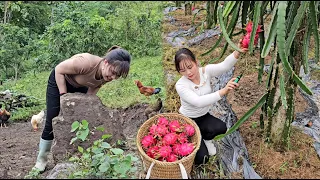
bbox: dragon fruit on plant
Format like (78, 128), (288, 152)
(242, 21), (262, 48)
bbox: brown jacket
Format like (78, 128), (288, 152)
(64, 53), (106, 89)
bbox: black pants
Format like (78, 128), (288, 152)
(191, 113), (227, 165)
(41, 69), (88, 140)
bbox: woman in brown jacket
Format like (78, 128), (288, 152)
(33, 46), (131, 172)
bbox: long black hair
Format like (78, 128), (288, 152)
(103, 45), (131, 78)
(174, 48), (196, 72)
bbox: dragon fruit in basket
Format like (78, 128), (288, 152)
(141, 116), (196, 162)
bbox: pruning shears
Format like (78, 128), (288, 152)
(234, 73), (243, 83)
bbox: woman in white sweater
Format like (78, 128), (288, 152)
(174, 41), (248, 165)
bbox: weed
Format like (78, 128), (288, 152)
(68, 121), (138, 179)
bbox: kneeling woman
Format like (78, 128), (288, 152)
(174, 41), (248, 165)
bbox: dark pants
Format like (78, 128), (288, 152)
(41, 69), (88, 140)
(191, 113), (227, 165)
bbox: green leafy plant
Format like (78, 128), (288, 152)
(24, 168), (41, 179)
(69, 122), (138, 179)
(70, 120), (90, 144)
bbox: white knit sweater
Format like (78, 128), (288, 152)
(175, 53), (238, 118)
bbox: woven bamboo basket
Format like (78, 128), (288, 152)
(136, 113), (201, 179)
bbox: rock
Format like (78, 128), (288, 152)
(51, 93), (148, 163)
(46, 163), (77, 179)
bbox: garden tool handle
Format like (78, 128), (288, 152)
(145, 161), (188, 179)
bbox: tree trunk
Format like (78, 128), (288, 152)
(3, 1), (9, 23)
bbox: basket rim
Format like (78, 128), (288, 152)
(136, 113), (202, 165)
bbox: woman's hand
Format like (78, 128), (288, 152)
(233, 39), (249, 59)
(219, 78), (239, 97)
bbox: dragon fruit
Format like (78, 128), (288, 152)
(163, 132), (178, 145)
(177, 143), (195, 156)
(169, 120), (182, 132)
(166, 153), (178, 162)
(141, 116), (198, 162)
(159, 145), (172, 158)
(155, 124), (169, 137)
(146, 145), (160, 159)
(141, 135), (155, 148)
(177, 132), (188, 144)
(242, 21), (263, 48)
(172, 144), (181, 155)
(148, 124), (157, 136)
(184, 124), (195, 136)
(157, 117), (169, 126)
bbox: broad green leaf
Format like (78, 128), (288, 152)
(114, 161), (131, 175)
(285, 1), (308, 56)
(96, 126), (105, 132)
(249, 1), (262, 54)
(279, 64), (288, 109)
(111, 148), (124, 155)
(261, 2), (279, 58)
(217, 5), (242, 53)
(71, 121), (80, 132)
(78, 146), (84, 153)
(223, 1), (237, 17)
(214, 93), (268, 140)
(81, 120), (89, 129)
(102, 134), (112, 139)
(101, 142), (111, 149)
(78, 128), (89, 141)
(99, 161), (110, 173)
(309, 1), (320, 62)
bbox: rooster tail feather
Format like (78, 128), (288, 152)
(153, 88), (161, 94)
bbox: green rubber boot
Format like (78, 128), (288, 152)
(33, 138), (53, 172)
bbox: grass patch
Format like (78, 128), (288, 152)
(0, 56), (166, 120)
(98, 55), (167, 108)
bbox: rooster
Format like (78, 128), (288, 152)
(31, 110), (45, 131)
(134, 80), (161, 98)
(0, 105), (10, 128)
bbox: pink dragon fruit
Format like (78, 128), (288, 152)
(141, 135), (156, 148)
(172, 144), (181, 155)
(146, 145), (160, 159)
(177, 132), (188, 144)
(184, 124), (195, 136)
(177, 143), (195, 156)
(159, 145), (172, 158)
(155, 124), (169, 137)
(242, 21), (262, 48)
(148, 124), (157, 136)
(163, 132), (178, 145)
(169, 120), (182, 132)
(166, 153), (178, 162)
(157, 117), (169, 126)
